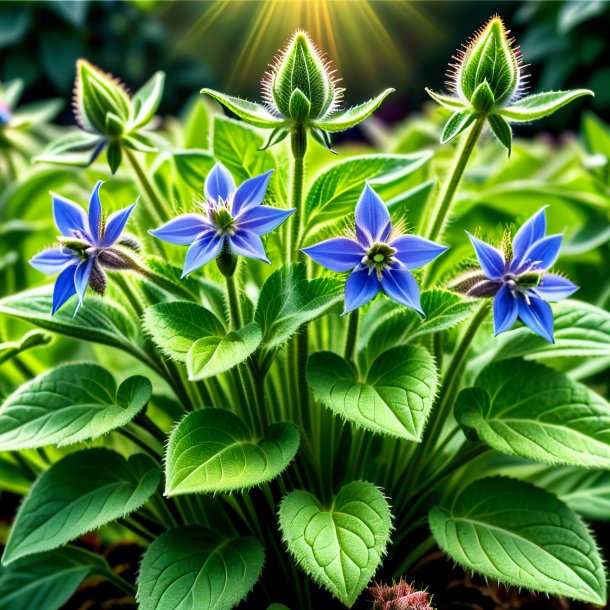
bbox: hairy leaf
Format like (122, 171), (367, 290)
(498, 89), (593, 122)
(0, 363), (151, 450)
(279, 481), (392, 607)
(0, 330), (51, 366)
(165, 408), (299, 495)
(441, 110), (475, 144)
(202, 89), (287, 129)
(429, 477), (606, 604)
(137, 526), (264, 610)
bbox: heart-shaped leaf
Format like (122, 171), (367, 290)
(2, 449), (161, 563)
(137, 526), (264, 610)
(429, 477), (607, 605)
(165, 408), (299, 495)
(456, 359), (610, 468)
(279, 481), (392, 607)
(307, 345), (437, 440)
(187, 323), (262, 380)
(0, 363), (151, 451)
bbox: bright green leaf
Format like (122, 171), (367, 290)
(441, 110), (475, 144)
(488, 113), (512, 154)
(498, 89), (593, 123)
(0, 330), (51, 366)
(429, 477), (607, 605)
(424, 88), (469, 111)
(279, 481), (392, 607)
(203, 89), (287, 129)
(165, 408), (299, 495)
(131, 71), (165, 128)
(137, 526), (264, 610)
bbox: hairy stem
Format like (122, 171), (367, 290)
(344, 310), (360, 363)
(225, 273), (242, 330)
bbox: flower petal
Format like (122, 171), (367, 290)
(52, 193), (91, 240)
(391, 235), (448, 270)
(511, 207), (547, 265)
(380, 268), (424, 315)
(232, 170), (274, 216)
(102, 202), (136, 246)
(520, 234), (563, 272)
(533, 273), (578, 302)
(73, 258), (93, 313)
(493, 283), (518, 335)
(182, 231), (224, 277)
(343, 268), (380, 314)
(204, 162), (236, 203)
(237, 205), (294, 236)
(29, 248), (77, 274)
(227, 229), (270, 263)
(301, 237), (364, 272)
(149, 213), (211, 246)
(88, 180), (104, 243)
(51, 264), (78, 315)
(466, 232), (504, 280)
(518, 295), (555, 343)
(354, 184), (391, 242)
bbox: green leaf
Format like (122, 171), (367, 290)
(429, 477), (607, 605)
(424, 88), (469, 111)
(0, 285), (140, 352)
(0, 547), (110, 610)
(470, 81), (495, 114)
(106, 139), (122, 173)
(307, 345), (437, 440)
(303, 153), (430, 234)
(441, 110), (475, 144)
(137, 526), (264, 610)
(131, 71), (165, 128)
(165, 408), (299, 495)
(0, 363), (151, 451)
(498, 89), (594, 122)
(144, 301), (225, 363)
(488, 113), (512, 154)
(456, 359), (610, 468)
(2, 449), (160, 563)
(289, 88), (311, 122)
(0, 330), (51, 366)
(312, 88), (394, 132)
(279, 481), (392, 607)
(255, 263), (343, 349)
(202, 89), (287, 129)
(187, 323), (262, 380)
(582, 111), (610, 158)
(34, 130), (103, 166)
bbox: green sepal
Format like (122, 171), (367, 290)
(441, 109), (475, 144)
(425, 88), (469, 111)
(498, 89), (594, 123)
(470, 80), (495, 114)
(104, 112), (124, 136)
(313, 88), (395, 132)
(488, 113), (512, 155)
(288, 88), (311, 123)
(106, 139), (122, 174)
(131, 71), (165, 128)
(201, 88), (287, 129)
(34, 130), (104, 167)
(122, 132), (158, 153)
(310, 126), (337, 153)
(259, 127), (290, 151)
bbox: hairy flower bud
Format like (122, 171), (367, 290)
(368, 579), (433, 610)
(263, 31), (342, 123)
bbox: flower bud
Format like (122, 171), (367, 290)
(453, 16), (523, 110)
(74, 59), (131, 136)
(449, 270), (502, 298)
(263, 31), (342, 122)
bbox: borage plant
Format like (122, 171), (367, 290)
(0, 15), (608, 610)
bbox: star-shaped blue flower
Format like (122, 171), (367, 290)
(150, 162), (294, 277)
(302, 184), (448, 315)
(29, 181), (136, 315)
(467, 207), (578, 343)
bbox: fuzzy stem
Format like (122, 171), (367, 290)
(426, 117), (485, 243)
(344, 310), (360, 363)
(225, 273), (242, 330)
(288, 124), (306, 261)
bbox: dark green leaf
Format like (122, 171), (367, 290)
(488, 113), (512, 154)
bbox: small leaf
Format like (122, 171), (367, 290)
(455, 359), (610, 468)
(0, 330), (51, 366)
(2, 449), (160, 563)
(203, 88), (287, 128)
(288, 88), (311, 122)
(307, 345), (438, 440)
(441, 110), (475, 144)
(0, 363), (151, 450)
(131, 71), (165, 128)
(137, 526), (264, 610)
(106, 139), (122, 173)
(313, 88), (394, 132)
(429, 477), (607, 605)
(488, 113), (512, 154)
(279, 481), (392, 607)
(424, 88), (469, 111)
(34, 130), (104, 166)
(498, 89), (594, 122)
(470, 81), (495, 114)
(0, 547), (110, 610)
(144, 301), (225, 363)
(255, 263), (343, 350)
(165, 408), (299, 495)
(187, 323), (262, 380)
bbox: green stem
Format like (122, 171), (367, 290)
(343, 310), (360, 363)
(426, 117), (485, 243)
(119, 426), (161, 459)
(225, 273), (242, 330)
(288, 126), (306, 261)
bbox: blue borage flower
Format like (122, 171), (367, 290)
(302, 184), (447, 315)
(465, 207), (578, 343)
(29, 181), (137, 315)
(150, 162), (294, 277)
